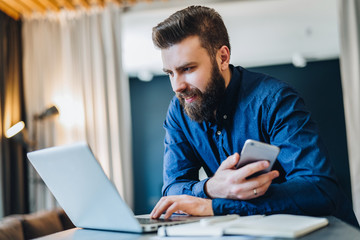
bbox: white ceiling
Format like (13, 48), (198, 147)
(121, 0), (339, 78)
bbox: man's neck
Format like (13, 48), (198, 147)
(223, 67), (232, 89)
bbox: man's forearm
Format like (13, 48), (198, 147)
(212, 176), (338, 217)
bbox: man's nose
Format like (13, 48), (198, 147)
(172, 75), (187, 93)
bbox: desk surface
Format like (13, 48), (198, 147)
(35, 216), (360, 240)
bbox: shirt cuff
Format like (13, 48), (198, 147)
(193, 178), (210, 199)
(212, 198), (230, 215)
(212, 198), (248, 216)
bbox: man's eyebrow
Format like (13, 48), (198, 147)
(162, 68), (170, 73)
(162, 62), (197, 74)
(175, 62), (196, 71)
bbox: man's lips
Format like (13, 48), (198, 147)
(184, 94), (197, 103)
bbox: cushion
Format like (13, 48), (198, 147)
(22, 210), (63, 239)
(0, 216), (24, 240)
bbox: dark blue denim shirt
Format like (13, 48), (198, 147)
(162, 65), (358, 227)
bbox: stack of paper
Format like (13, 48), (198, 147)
(158, 214), (328, 238)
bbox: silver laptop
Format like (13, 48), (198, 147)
(27, 142), (204, 233)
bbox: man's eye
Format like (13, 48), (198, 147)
(183, 67), (192, 72)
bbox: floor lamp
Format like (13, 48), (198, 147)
(31, 105), (59, 212)
(5, 105), (59, 147)
(6, 105), (59, 212)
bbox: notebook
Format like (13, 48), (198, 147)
(27, 142), (205, 233)
(158, 214), (329, 238)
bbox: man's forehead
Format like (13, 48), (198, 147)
(160, 36), (208, 70)
(161, 53), (196, 70)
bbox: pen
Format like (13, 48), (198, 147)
(200, 214), (239, 226)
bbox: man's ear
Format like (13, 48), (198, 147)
(217, 46), (230, 71)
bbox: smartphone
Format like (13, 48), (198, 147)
(235, 139), (280, 174)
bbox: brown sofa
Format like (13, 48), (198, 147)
(0, 208), (75, 240)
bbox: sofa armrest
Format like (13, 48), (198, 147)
(0, 216), (25, 240)
(0, 208), (75, 240)
(22, 210), (63, 240)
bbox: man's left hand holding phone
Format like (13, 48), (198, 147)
(205, 151), (280, 200)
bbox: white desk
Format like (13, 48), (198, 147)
(35, 216), (360, 240)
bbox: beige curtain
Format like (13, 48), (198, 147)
(22, 4), (133, 212)
(338, 0), (360, 222)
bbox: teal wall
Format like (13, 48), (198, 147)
(129, 59), (351, 214)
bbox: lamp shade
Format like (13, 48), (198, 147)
(5, 121), (25, 138)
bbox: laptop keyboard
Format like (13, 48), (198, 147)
(137, 218), (179, 224)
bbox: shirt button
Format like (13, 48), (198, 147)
(223, 115), (227, 120)
(217, 130), (221, 135)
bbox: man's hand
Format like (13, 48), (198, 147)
(150, 195), (214, 219)
(205, 153), (279, 200)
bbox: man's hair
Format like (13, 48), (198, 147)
(152, 5), (231, 58)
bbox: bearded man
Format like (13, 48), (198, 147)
(149, 5), (358, 227)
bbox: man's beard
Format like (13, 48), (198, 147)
(177, 62), (226, 123)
